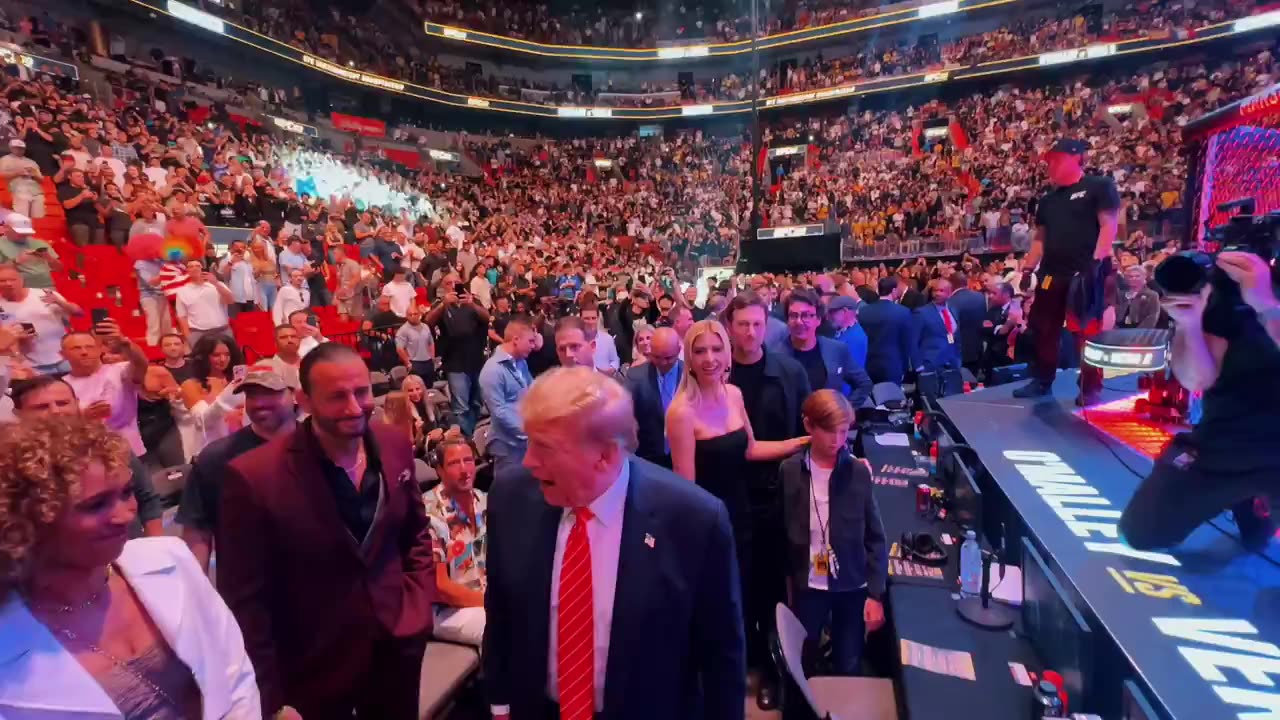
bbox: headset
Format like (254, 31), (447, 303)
(425, 435), (480, 470)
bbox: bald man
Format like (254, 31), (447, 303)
(625, 327), (683, 468)
(483, 368), (745, 720)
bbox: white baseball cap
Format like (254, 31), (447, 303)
(4, 214), (35, 234)
(8, 138), (24, 148)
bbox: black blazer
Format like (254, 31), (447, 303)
(858, 298), (914, 385)
(768, 336), (874, 409)
(624, 361), (680, 466)
(483, 457), (747, 720)
(948, 288), (989, 366)
(779, 449), (888, 598)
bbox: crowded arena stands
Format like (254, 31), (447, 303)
(1, 0), (1279, 718)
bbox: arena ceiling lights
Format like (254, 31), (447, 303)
(121, 0), (1280, 120)
(422, 0), (1016, 60)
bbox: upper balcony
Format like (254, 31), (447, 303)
(421, 0), (1013, 61)
(120, 0), (1280, 120)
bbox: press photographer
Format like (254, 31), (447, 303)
(1119, 229), (1280, 550)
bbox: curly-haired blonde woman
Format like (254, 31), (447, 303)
(0, 415), (261, 718)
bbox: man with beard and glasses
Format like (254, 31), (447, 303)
(218, 343), (436, 720)
(177, 368), (297, 572)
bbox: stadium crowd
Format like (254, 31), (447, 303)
(79, 0), (1264, 110)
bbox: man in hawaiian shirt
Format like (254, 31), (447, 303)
(423, 436), (487, 646)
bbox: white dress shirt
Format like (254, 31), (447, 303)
(548, 461), (629, 710)
(589, 330), (621, 373)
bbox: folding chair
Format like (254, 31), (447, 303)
(773, 604), (898, 720)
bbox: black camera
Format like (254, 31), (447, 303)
(1154, 198), (1280, 299)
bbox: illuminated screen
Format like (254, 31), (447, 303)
(1194, 124), (1280, 245)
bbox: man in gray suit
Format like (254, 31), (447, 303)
(1116, 265), (1162, 328)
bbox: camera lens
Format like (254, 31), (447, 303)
(1153, 251), (1214, 295)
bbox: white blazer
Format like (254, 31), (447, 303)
(0, 537), (261, 719)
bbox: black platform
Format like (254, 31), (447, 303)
(938, 372), (1280, 720)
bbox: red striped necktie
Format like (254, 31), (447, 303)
(558, 507), (595, 720)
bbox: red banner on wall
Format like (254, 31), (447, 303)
(381, 147), (420, 169)
(331, 112), (386, 138)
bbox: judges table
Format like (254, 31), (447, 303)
(860, 432), (1037, 720)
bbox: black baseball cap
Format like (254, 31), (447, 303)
(1044, 138), (1088, 158)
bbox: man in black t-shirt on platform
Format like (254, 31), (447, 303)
(1013, 139), (1120, 402)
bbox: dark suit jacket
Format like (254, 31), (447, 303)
(857, 298), (913, 385)
(912, 303), (963, 372)
(948, 288), (988, 366)
(769, 337), (874, 409)
(483, 457), (746, 720)
(780, 449), (888, 597)
(218, 421), (436, 715)
(1116, 288), (1162, 328)
(625, 361), (679, 466)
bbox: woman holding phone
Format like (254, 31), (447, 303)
(176, 335), (245, 458)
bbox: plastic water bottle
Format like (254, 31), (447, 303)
(960, 530), (982, 596)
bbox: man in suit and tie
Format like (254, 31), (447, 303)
(858, 277), (914, 385)
(770, 288), (873, 409)
(218, 343), (436, 720)
(947, 272), (989, 376)
(483, 367), (746, 720)
(912, 278), (963, 373)
(981, 281), (1022, 378)
(625, 326), (683, 468)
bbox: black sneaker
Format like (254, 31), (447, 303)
(1075, 391), (1102, 408)
(1233, 498), (1276, 552)
(1012, 380), (1053, 399)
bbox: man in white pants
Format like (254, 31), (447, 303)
(422, 436), (486, 646)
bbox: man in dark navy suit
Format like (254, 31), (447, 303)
(947, 272), (989, 375)
(624, 327), (683, 468)
(770, 288), (873, 408)
(912, 277), (963, 373)
(857, 277), (914, 385)
(483, 367), (746, 720)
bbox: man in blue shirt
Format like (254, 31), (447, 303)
(277, 236), (310, 278)
(826, 296), (867, 370)
(477, 315), (540, 482)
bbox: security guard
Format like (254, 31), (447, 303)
(1013, 138), (1120, 403)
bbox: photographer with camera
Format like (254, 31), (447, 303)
(1012, 139), (1119, 403)
(1118, 249), (1280, 550)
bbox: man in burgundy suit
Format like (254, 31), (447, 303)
(218, 343), (436, 719)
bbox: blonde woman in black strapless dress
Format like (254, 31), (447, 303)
(666, 319), (809, 600)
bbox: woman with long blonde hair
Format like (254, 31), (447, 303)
(381, 391), (423, 451)
(665, 319), (808, 617)
(249, 237), (280, 311)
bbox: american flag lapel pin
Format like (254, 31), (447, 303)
(644, 533), (656, 549)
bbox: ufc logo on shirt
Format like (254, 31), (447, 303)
(1070, 191), (1087, 200)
